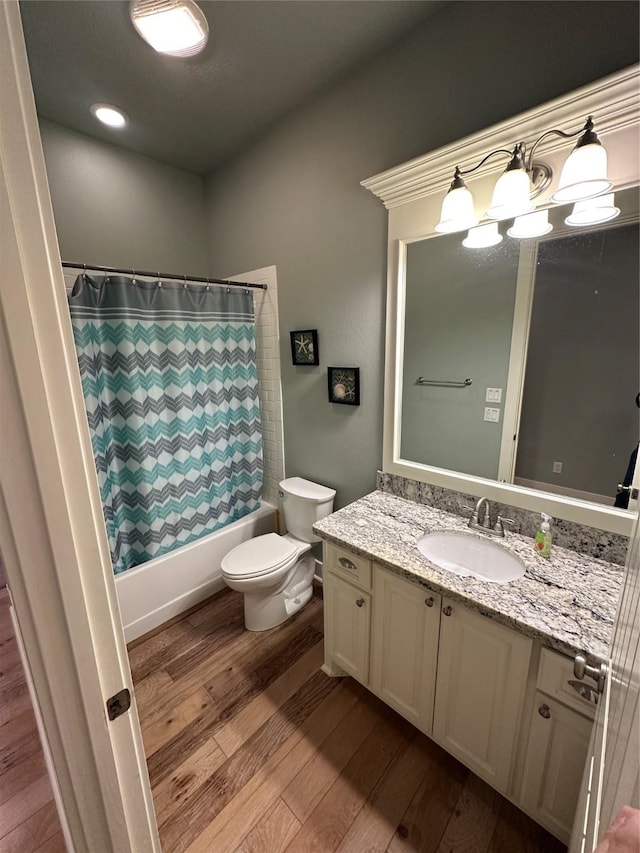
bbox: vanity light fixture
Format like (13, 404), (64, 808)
(438, 116), (611, 236)
(90, 103), (128, 128)
(462, 222), (503, 249)
(565, 193), (620, 227)
(507, 209), (553, 239)
(130, 0), (209, 57)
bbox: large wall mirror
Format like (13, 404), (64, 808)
(365, 65), (640, 534)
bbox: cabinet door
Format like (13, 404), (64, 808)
(370, 567), (441, 734)
(433, 598), (532, 794)
(520, 693), (593, 843)
(324, 571), (371, 684)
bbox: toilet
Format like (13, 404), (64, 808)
(221, 477), (336, 631)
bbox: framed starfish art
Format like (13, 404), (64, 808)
(327, 367), (360, 406)
(290, 329), (319, 366)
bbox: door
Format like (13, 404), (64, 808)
(0, 4), (159, 849)
(571, 508), (640, 851)
(370, 567), (440, 734)
(433, 598), (532, 794)
(522, 694), (594, 843)
(324, 572), (371, 682)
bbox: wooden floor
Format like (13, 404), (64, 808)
(130, 588), (566, 853)
(0, 588), (65, 852)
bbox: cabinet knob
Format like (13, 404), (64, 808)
(442, 605), (452, 617)
(538, 704), (551, 719)
(356, 598), (365, 608)
(425, 596), (434, 607)
(338, 557), (356, 571)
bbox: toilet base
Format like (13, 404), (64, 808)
(243, 554), (315, 631)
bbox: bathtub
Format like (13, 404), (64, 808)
(115, 503), (277, 642)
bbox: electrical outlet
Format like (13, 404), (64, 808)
(485, 387), (503, 403)
(553, 461), (563, 474)
(484, 407), (500, 423)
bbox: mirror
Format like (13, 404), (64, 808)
(364, 66), (640, 534)
(400, 189), (639, 511)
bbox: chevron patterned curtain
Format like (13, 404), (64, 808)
(69, 274), (263, 574)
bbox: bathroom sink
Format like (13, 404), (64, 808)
(417, 530), (525, 584)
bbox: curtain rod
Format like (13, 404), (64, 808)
(61, 261), (268, 291)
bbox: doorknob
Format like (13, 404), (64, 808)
(573, 653), (608, 694)
(616, 484), (639, 500)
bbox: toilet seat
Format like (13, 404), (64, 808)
(221, 533), (298, 580)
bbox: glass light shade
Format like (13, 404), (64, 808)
(486, 168), (534, 220)
(551, 143), (612, 204)
(462, 222), (503, 249)
(565, 194), (620, 227)
(90, 104), (128, 128)
(131, 0), (209, 56)
(507, 210), (553, 239)
(435, 186), (478, 233)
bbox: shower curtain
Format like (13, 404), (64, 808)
(69, 274), (263, 574)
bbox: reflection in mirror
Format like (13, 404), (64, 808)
(400, 187), (639, 511)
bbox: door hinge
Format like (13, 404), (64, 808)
(106, 688), (131, 721)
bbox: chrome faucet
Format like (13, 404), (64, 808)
(463, 497), (514, 538)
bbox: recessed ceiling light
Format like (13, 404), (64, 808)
(130, 0), (209, 57)
(90, 104), (128, 128)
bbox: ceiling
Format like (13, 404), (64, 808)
(20, 0), (442, 175)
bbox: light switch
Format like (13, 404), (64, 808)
(484, 407), (500, 423)
(553, 461), (563, 474)
(486, 387), (503, 403)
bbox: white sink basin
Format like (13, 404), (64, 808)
(417, 530), (525, 584)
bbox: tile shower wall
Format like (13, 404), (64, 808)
(63, 268), (286, 507)
(248, 268), (285, 505)
(377, 471), (629, 565)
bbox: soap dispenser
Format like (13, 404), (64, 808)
(535, 513), (553, 558)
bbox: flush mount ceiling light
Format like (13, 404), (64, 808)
(130, 0), (209, 57)
(90, 103), (128, 128)
(436, 115), (612, 239)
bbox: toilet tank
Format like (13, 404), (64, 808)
(279, 477), (336, 543)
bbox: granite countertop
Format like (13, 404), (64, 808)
(313, 490), (623, 662)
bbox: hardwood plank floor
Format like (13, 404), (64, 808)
(131, 587), (567, 853)
(0, 588), (62, 852)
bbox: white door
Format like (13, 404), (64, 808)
(571, 507), (640, 851)
(324, 572), (371, 682)
(0, 4), (159, 849)
(433, 598), (532, 794)
(370, 567), (440, 733)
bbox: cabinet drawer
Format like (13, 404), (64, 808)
(325, 543), (371, 589)
(537, 649), (597, 719)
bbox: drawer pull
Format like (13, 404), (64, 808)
(425, 596), (435, 607)
(356, 598), (365, 608)
(338, 557), (357, 571)
(538, 704), (551, 719)
(442, 605), (452, 617)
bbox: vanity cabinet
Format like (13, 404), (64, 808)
(432, 597), (532, 793)
(321, 544), (594, 839)
(520, 649), (596, 843)
(370, 568), (440, 734)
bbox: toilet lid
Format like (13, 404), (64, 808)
(221, 533), (298, 579)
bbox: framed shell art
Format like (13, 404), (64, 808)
(327, 367), (360, 406)
(290, 329), (319, 366)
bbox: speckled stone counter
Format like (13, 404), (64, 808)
(313, 490), (623, 662)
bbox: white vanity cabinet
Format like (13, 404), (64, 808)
(370, 567), (441, 734)
(432, 597), (532, 794)
(321, 544), (595, 841)
(520, 649), (596, 843)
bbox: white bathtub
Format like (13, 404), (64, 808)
(115, 503), (276, 642)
